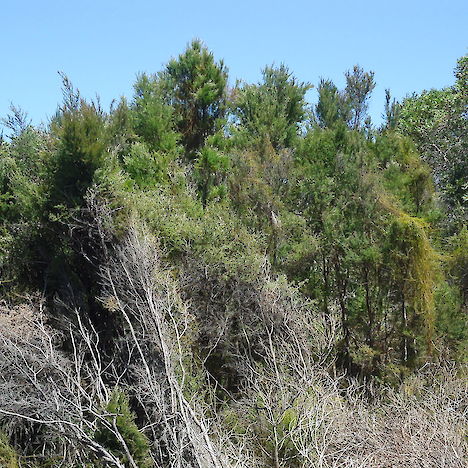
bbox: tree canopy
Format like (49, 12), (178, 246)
(0, 44), (466, 467)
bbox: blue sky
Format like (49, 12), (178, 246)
(1, 0), (466, 128)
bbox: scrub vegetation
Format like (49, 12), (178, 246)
(0, 41), (466, 467)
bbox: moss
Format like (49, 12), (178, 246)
(388, 212), (437, 354)
(0, 432), (19, 468)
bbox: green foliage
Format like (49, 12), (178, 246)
(434, 281), (466, 359)
(49, 98), (107, 209)
(387, 213), (437, 355)
(233, 64), (310, 150)
(1, 42), (466, 432)
(454, 55), (468, 97)
(94, 390), (152, 468)
(383, 89), (401, 131)
(123, 141), (173, 188)
(228, 145), (292, 236)
(0, 127), (50, 222)
(344, 65), (376, 129)
(315, 78), (350, 129)
(120, 175), (266, 283)
(132, 73), (181, 155)
(195, 140), (230, 206)
(161, 39), (228, 155)
(0, 432), (19, 468)
(285, 122), (446, 372)
(398, 55), (467, 223)
(315, 65), (375, 131)
(447, 226), (468, 295)
(374, 133), (434, 214)
(1, 42), (468, 465)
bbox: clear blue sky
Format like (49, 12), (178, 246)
(1, 0), (466, 128)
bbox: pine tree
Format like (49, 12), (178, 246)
(344, 65), (375, 130)
(315, 78), (350, 128)
(233, 64), (310, 150)
(161, 39), (228, 156)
